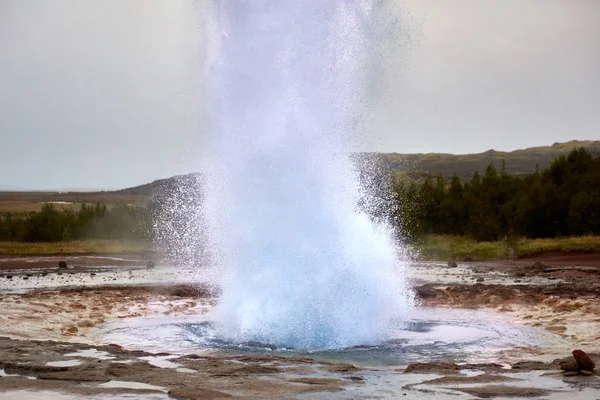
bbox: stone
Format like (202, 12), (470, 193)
(559, 360), (579, 372)
(532, 261), (550, 270)
(404, 362), (460, 374)
(61, 326), (79, 336)
(573, 350), (595, 371)
(147, 261), (155, 269)
(447, 261), (458, 268)
(580, 370), (593, 376)
(58, 261), (67, 269)
(322, 363), (359, 373)
(511, 361), (551, 371)
(414, 285), (438, 299)
(476, 277), (485, 283)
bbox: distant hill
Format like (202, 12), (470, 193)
(376, 140), (600, 179)
(113, 140), (600, 195)
(114, 173), (201, 197)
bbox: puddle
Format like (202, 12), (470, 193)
(139, 356), (181, 369)
(0, 369), (36, 380)
(98, 380), (168, 392)
(46, 360), (82, 367)
(64, 349), (115, 360)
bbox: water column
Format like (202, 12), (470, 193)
(201, 0), (412, 350)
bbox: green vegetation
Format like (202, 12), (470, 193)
(415, 234), (600, 261)
(393, 147), (600, 242)
(0, 202), (152, 242)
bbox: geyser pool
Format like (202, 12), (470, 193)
(97, 307), (564, 367)
(199, 1), (412, 350)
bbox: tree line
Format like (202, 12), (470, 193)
(392, 147), (600, 242)
(0, 203), (152, 242)
(2, 147), (598, 243)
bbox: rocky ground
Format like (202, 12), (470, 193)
(0, 253), (599, 399)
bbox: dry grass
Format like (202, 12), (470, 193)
(416, 234), (600, 261)
(0, 240), (147, 255)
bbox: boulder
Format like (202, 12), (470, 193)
(559, 359), (579, 372)
(414, 285), (438, 299)
(532, 261), (550, 270)
(573, 350), (595, 371)
(510, 361), (551, 371)
(447, 261), (458, 268)
(404, 362), (460, 374)
(58, 261), (67, 269)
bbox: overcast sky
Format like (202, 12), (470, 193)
(1, 0), (599, 190)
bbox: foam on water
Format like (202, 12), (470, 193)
(200, 1), (412, 350)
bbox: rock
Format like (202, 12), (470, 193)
(4, 362), (71, 376)
(580, 370), (593, 376)
(105, 362), (159, 378)
(476, 277), (485, 283)
(168, 388), (232, 399)
(404, 362), (460, 374)
(58, 261), (67, 269)
(461, 363), (506, 372)
(511, 361), (552, 371)
(563, 371), (580, 377)
(573, 349), (595, 370)
(447, 261), (458, 268)
(61, 326), (79, 336)
(559, 359), (579, 372)
(147, 261), (155, 269)
(414, 285), (438, 299)
(463, 256), (473, 262)
(532, 261), (550, 270)
(322, 363), (359, 373)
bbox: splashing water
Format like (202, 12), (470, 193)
(201, 1), (412, 350)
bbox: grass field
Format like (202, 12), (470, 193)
(416, 234), (600, 261)
(0, 240), (147, 255)
(1, 235), (599, 258)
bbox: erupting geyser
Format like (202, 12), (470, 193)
(201, 1), (412, 350)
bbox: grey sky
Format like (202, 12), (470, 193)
(1, 0), (599, 190)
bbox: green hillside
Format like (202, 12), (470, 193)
(376, 140), (600, 179)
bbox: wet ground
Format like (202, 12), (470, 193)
(0, 254), (599, 398)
